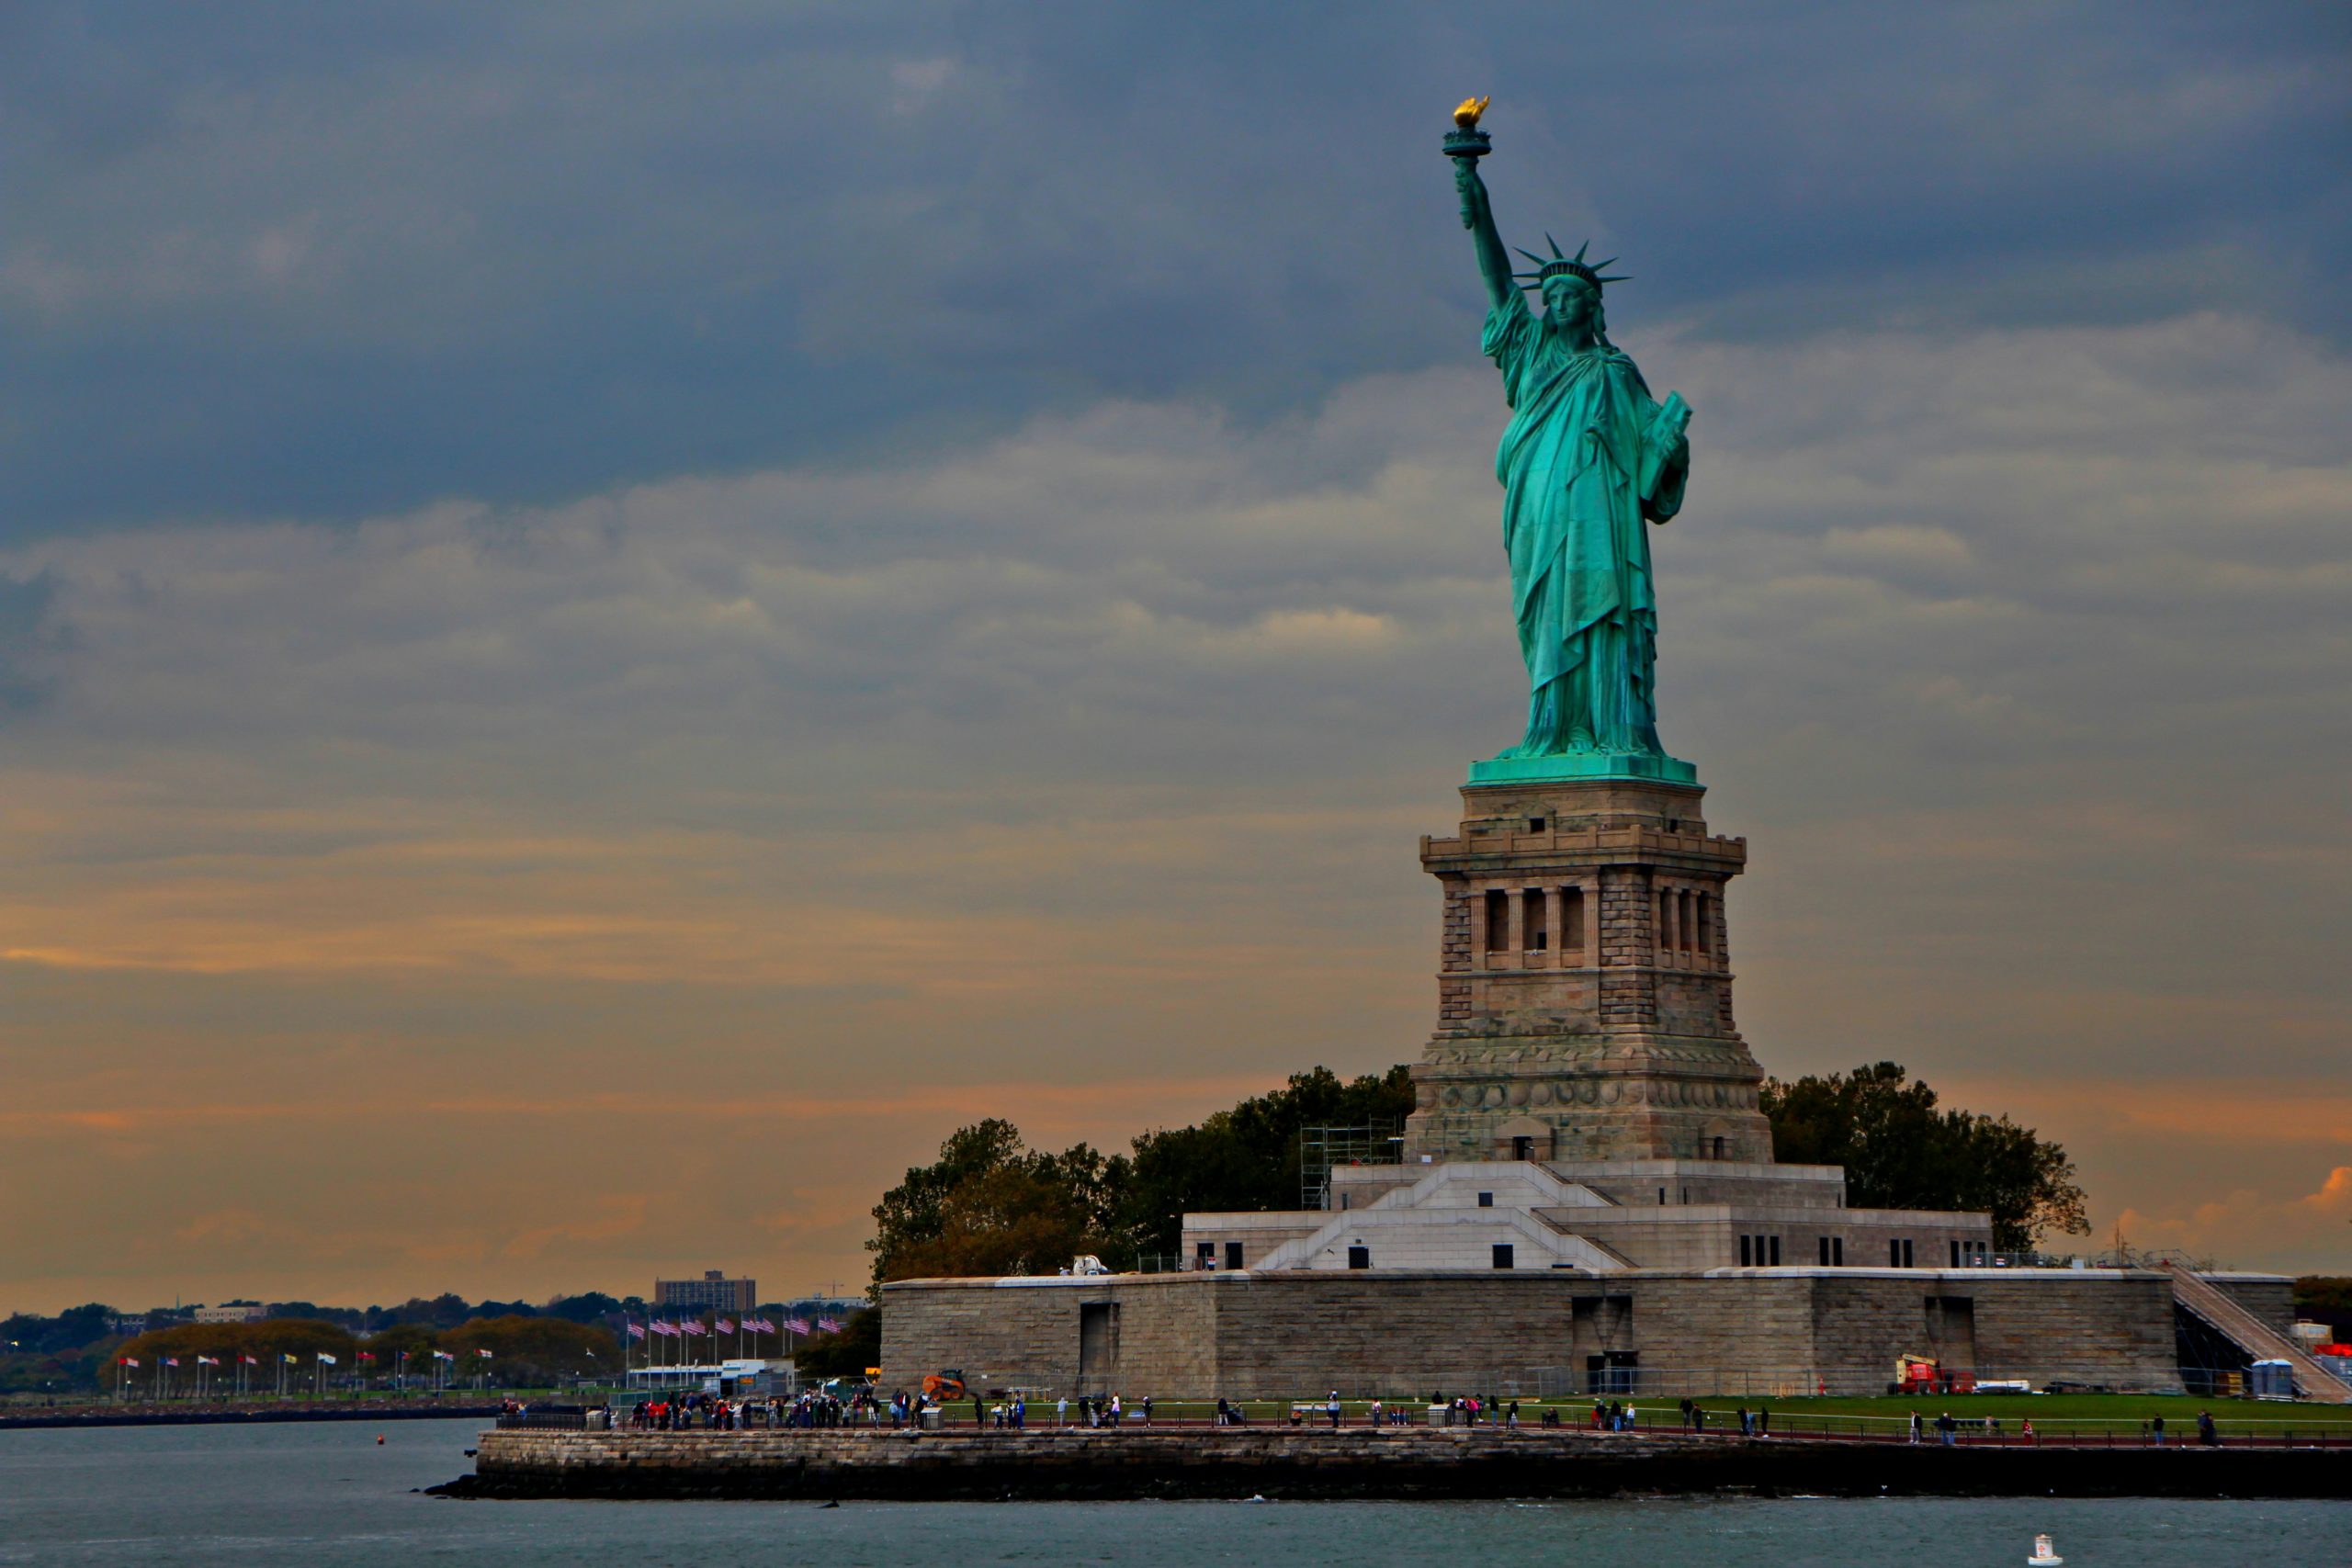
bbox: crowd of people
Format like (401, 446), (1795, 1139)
(623, 1388), (872, 1429)
(580, 1387), (2246, 1449)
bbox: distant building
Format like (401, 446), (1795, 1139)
(656, 1269), (756, 1315)
(194, 1302), (269, 1325)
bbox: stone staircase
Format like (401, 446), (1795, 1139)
(2164, 1262), (2351, 1404)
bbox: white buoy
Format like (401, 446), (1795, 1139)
(2027, 1534), (2064, 1566)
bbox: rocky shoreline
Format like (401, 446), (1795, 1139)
(435, 1426), (2352, 1501)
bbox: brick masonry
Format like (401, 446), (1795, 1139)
(1407, 776), (1774, 1165)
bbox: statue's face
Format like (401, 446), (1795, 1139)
(1543, 276), (1598, 333)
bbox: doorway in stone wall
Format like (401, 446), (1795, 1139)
(1079, 1301), (1119, 1386)
(1925, 1294), (1976, 1377)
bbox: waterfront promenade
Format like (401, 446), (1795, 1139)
(446, 1421), (2352, 1501)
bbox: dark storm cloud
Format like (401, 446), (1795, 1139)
(5, 2), (2351, 1303)
(2, 1), (2344, 536)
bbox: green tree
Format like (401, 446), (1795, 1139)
(2293, 1278), (2352, 1342)
(865, 1067), (1419, 1282)
(1761, 1061), (2089, 1250)
(1118, 1066), (1417, 1258)
(868, 1122), (1132, 1284)
(796, 1308), (882, 1380)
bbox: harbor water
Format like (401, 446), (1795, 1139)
(2, 1417), (2345, 1565)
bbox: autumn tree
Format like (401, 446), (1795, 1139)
(869, 1122), (1130, 1284)
(1762, 1061), (2089, 1250)
(440, 1314), (616, 1383)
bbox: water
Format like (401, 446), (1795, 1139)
(1, 1418), (2345, 1565)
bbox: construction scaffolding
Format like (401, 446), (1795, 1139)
(1299, 1121), (1405, 1210)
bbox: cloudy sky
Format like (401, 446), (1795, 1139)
(4, 2), (2348, 1313)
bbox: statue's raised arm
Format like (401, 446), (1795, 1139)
(1445, 99), (1516, 310)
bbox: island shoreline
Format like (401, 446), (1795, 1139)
(433, 1426), (2352, 1502)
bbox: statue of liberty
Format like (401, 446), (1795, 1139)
(1446, 101), (1693, 781)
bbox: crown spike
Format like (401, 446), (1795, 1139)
(1546, 233), (1563, 259)
(1573, 240), (1590, 264)
(1514, 248), (1550, 266)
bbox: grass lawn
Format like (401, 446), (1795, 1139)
(1646, 1392), (2352, 1436)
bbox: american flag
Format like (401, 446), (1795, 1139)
(749, 1317), (775, 1334)
(715, 1317), (736, 1335)
(683, 1321), (706, 1336)
(784, 1316), (812, 1337)
(628, 1322), (647, 1340)
(651, 1320), (678, 1337)
(164, 1357), (180, 1367)
(817, 1317), (842, 1335)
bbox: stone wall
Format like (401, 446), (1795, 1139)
(882, 1268), (2185, 1400)
(1406, 776), (1773, 1167)
(2203, 1274), (2296, 1335)
(882, 1275), (1219, 1396)
(458, 1424), (2352, 1501)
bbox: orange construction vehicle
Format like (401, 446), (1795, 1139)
(1893, 1354), (1975, 1394)
(921, 1370), (967, 1403)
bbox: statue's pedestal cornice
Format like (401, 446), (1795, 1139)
(1469, 751), (1697, 785)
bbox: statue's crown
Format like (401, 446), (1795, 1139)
(1511, 236), (1630, 293)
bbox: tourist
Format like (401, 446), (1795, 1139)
(1109, 1393), (1123, 1427)
(1327, 1390), (1341, 1429)
(2198, 1410), (2217, 1447)
(1139, 1394), (1152, 1425)
(1908, 1409), (1922, 1444)
(2151, 1414), (2165, 1447)
(1935, 1411), (1956, 1447)
(1508, 1399), (1520, 1429)
(1736, 1404), (1750, 1438)
(2020, 1417), (2034, 1443)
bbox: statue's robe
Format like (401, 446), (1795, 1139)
(1483, 293), (1688, 758)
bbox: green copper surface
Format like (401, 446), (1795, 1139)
(1449, 115), (1695, 786)
(1465, 751), (1697, 785)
